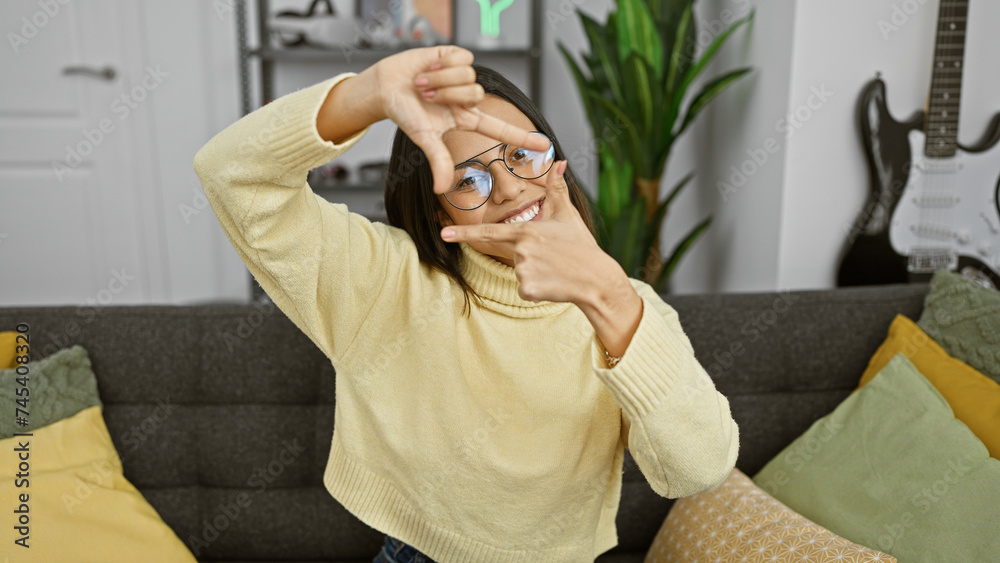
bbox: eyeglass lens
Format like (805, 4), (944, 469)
(446, 132), (554, 210)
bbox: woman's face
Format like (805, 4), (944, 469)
(437, 95), (554, 267)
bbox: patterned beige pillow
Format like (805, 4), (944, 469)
(644, 468), (896, 562)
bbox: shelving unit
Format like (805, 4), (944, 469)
(234, 0), (543, 300)
(236, 0), (543, 113)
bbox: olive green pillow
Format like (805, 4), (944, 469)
(0, 345), (102, 438)
(752, 353), (1000, 561)
(918, 269), (1000, 384)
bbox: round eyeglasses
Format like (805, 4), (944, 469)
(444, 131), (555, 211)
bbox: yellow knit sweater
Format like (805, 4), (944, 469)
(193, 73), (739, 563)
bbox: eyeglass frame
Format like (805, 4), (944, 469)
(443, 131), (555, 211)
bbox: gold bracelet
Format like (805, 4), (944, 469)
(604, 348), (623, 368)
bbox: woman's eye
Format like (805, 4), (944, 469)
(509, 148), (528, 163)
(454, 175), (478, 191)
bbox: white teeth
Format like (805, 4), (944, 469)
(503, 202), (540, 224)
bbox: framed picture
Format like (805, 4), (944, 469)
(357, 0), (452, 47)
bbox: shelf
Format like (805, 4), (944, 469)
(252, 45), (538, 64)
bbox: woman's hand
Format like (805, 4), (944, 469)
(364, 45), (548, 195)
(439, 159), (644, 357)
(439, 159), (619, 306)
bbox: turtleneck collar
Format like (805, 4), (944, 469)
(457, 242), (573, 318)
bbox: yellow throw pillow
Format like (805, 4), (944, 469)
(0, 330), (22, 369)
(645, 468), (896, 562)
(856, 314), (1000, 458)
(0, 406), (196, 562)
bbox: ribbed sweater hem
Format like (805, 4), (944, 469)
(323, 433), (612, 563)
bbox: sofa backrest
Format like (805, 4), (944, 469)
(1, 282), (928, 561)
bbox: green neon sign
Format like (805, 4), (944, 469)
(474, 0), (515, 38)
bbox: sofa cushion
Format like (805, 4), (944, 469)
(0, 330), (20, 368)
(0, 343), (197, 561)
(0, 404), (196, 560)
(752, 354), (1000, 561)
(917, 269), (1000, 384)
(644, 467), (896, 562)
(856, 314), (1000, 458)
(0, 344), (102, 439)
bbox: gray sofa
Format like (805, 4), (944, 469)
(0, 281), (930, 562)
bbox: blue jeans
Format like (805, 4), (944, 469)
(372, 534), (437, 563)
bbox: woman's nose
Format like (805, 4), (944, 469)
(487, 161), (525, 204)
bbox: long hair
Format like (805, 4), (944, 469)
(383, 64), (597, 316)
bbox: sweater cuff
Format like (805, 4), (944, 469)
(264, 73), (371, 171)
(590, 294), (698, 419)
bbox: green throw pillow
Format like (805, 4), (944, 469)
(918, 269), (1000, 384)
(0, 345), (102, 438)
(752, 353), (1000, 562)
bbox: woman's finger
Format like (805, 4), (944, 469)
(421, 84), (485, 106)
(468, 112), (550, 153)
(424, 45), (474, 73)
(431, 45), (475, 68)
(413, 65), (477, 91)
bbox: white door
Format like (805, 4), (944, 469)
(0, 0), (166, 306)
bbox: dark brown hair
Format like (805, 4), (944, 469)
(383, 64), (596, 316)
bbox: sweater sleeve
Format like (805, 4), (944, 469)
(592, 280), (739, 498)
(193, 73), (402, 364)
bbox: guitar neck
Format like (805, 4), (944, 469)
(925, 0), (969, 158)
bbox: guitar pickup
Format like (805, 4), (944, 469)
(914, 160), (963, 174)
(910, 222), (955, 241)
(912, 193), (960, 208)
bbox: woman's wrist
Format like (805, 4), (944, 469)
(575, 256), (644, 360)
(316, 68), (384, 144)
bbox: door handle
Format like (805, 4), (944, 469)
(62, 65), (116, 81)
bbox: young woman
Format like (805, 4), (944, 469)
(194, 45), (739, 563)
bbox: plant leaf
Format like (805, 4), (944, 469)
(615, 0), (663, 81)
(653, 216), (712, 292)
(557, 42), (600, 135)
(664, 10), (754, 147)
(622, 53), (655, 140)
(662, 170), (695, 210)
(598, 145), (633, 223)
(607, 197), (647, 277)
(586, 92), (642, 171)
(580, 13), (624, 104)
(677, 66), (753, 138)
(638, 172), (695, 281)
(685, 9), (755, 93)
(665, 3), (692, 93)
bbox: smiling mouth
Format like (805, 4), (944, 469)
(498, 198), (544, 224)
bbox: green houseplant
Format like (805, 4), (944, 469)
(558, 0), (753, 291)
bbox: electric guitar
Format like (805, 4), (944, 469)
(837, 0), (1000, 290)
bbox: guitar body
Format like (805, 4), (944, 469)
(837, 77), (924, 286)
(838, 77), (1000, 289)
(890, 129), (1000, 288)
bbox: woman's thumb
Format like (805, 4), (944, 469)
(546, 160), (571, 213)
